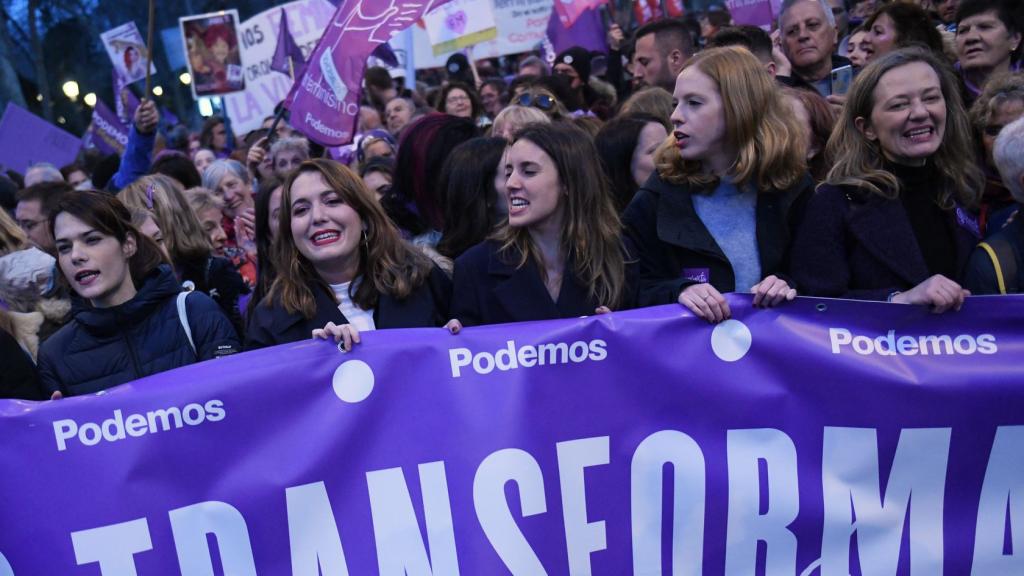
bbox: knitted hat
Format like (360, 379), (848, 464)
(554, 47), (592, 83)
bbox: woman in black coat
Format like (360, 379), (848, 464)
(791, 48), (983, 309)
(246, 159), (451, 351)
(623, 47), (811, 323)
(37, 191), (240, 397)
(448, 122), (629, 328)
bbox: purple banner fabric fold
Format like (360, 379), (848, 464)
(1, 295), (1023, 573)
(83, 100), (129, 155)
(285, 0), (452, 146)
(270, 8), (307, 77)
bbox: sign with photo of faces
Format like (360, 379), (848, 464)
(180, 10), (247, 98)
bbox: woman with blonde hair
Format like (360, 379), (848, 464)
(120, 174), (249, 335)
(792, 48), (984, 309)
(246, 159), (451, 351)
(490, 105), (550, 141)
(448, 122), (629, 328)
(623, 46), (811, 324)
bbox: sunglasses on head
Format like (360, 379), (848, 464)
(516, 92), (555, 111)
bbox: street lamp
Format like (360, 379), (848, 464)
(62, 80), (79, 102)
(152, 85), (164, 97)
(179, 72), (192, 85)
(83, 93), (97, 107)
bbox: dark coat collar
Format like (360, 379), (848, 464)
(485, 243), (592, 322)
(646, 174), (809, 268)
(72, 265), (181, 335)
(844, 190), (978, 285)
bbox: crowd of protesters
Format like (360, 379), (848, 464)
(1, 0), (1022, 400)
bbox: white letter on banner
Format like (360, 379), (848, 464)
(473, 448), (548, 575)
(821, 427), (950, 576)
(286, 482), (350, 576)
(168, 501), (257, 576)
(631, 430), (706, 576)
(725, 429), (799, 576)
(366, 461), (460, 575)
(71, 518), (153, 575)
(556, 436), (610, 573)
(972, 426), (1024, 574)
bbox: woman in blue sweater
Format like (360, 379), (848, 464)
(623, 47), (812, 324)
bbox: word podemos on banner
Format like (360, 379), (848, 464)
(1, 296), (1023, 574)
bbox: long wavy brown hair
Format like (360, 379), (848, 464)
(493, 123), (627, 309)
(268, 158), (433, 319)
(654, 46), (807, 192)
(825, 47), (983, 207)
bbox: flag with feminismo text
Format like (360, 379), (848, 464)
(286, 0), (452, 146)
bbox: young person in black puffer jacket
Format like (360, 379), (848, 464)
(37, 191), (239, 398)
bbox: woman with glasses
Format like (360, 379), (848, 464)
(437, 82), (483, 123)
(446, 122), (629, 328)
(623, 47), (811, 324)
(245, 159), (451, 351)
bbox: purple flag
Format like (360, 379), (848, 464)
(0, 103), (80, 174)
(371, 41), (400, 68)
(270, 8), (306, 77)
(83, 100), (129, 155)
(545, 6), (608, 59)
(286, 0), (453, 146)
(2, 295), (1024, 572)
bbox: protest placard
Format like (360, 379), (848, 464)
(0, 103), (81, 174)
(180, 10), (247, 99)
(224, 0), (335, 137)
(726, 0), (775, 29)
(409, 0), (554, 69)
(101, 22), (156, 86)
(82, 100), (129, 156)
(2, 296), (1023, 572)
(423, 0), (499, 56)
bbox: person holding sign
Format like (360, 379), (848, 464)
(623, 47), (811, 324)
(447, 123), (629, 329)
(791, 48), (982, 308)
(37, 192), (239, 397)
(245, 159), (451, 351)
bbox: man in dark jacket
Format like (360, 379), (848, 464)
(777, 0), (852, 97)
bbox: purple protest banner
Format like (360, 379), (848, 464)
(2, 295), (1024, 573)
(726, 0), (775, 29)
(286, 0), (453, 146)
(0, 103), (81, 174)
(82, 100), (129, 155)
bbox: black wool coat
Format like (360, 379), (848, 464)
(622, 172), (813, 306)
(790, 183), (979, 300)
(244, 265), (452, 350)
(451, 240), (605, 327)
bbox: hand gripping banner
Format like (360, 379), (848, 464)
(1, 295), (1023, 574)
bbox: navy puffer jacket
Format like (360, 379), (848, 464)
(38, 265), (240, 396)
